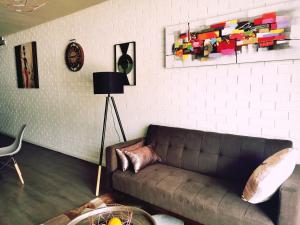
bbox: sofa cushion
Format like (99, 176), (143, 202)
(125, 145), (161, 173)
(145, 125), (292, 182)
(116, 140), (144, 171)
(112, 164), (275, 225)
(242, 148), (297, 204)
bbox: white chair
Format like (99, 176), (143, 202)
(0, 124), (26, 184)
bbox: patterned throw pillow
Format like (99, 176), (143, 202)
(242, 148), (297, 204)
(116, 140), (144, 171)
(125, 145), (161, 173)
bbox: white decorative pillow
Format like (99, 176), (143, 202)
(242, 148), (297, 204)
(116, 140), (144, 171)
(125, 145), (161, 173)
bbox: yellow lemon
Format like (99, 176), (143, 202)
(107, 217), (122, 225)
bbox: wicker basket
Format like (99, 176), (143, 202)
(67, 204), (156, 225)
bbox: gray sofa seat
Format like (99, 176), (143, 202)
(106, 125), (300, 225)
(113, 163), (274, 225)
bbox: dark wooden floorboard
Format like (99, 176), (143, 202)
(0, 134), (101, 225)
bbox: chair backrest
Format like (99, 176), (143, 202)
(7, 124), (26, 155)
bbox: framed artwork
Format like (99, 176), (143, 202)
(114, 41), (136, 86)
(15, 41), (39, 88)
(165, 2), (300, 68)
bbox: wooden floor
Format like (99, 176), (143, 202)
(0, 133), (102, 225)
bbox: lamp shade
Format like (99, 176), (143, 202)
(93, 72), (129, 94)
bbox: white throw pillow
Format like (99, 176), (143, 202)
(242, 148), (297, 204)
(115, 140), (144, 171)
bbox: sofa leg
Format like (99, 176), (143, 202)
(12, 157), (24, 185)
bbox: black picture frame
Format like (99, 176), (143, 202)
(15, 41), (39, 88)
(114, 41), (136, 86)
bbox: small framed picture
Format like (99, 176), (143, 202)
(114, 41), (136, 86)
(15, 41), (39, 88)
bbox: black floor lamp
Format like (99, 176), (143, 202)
(93, 72), (129, 196)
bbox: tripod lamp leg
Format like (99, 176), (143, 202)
(95, 165), (102, 196)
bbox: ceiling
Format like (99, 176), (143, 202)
(0, 0), (107, 36)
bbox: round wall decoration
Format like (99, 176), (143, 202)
(118, 54), (133, 74)
(65, 40), (84, 72)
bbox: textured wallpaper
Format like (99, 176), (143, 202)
(0, 0), (299, 163)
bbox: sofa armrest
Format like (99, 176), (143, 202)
(105, 137), (144, 190)
(277, 165), (300, 225)
(105, 137), (144, 174)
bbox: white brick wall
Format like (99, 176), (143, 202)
(0, 0), (299, 163)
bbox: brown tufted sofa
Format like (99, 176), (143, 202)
(106, 125), (300, 225)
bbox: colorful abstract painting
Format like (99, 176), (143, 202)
(15, 41), (39, 88)
(165, 4), (300, 68)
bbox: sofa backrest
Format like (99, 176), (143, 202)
(145, 125), (293, 182)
